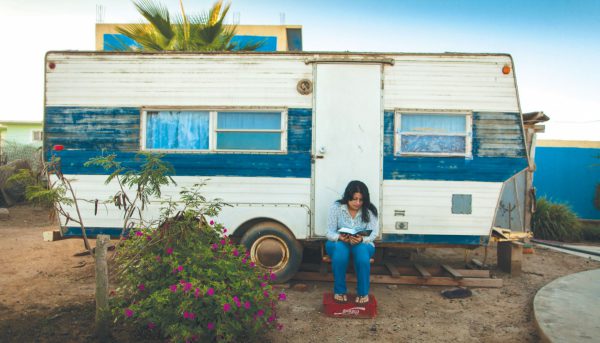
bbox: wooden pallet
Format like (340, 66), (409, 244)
(294, 262), (502, 288)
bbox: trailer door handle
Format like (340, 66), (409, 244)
(311, 154), (324, 163)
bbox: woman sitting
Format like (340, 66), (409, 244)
(326, 180), (378, 304)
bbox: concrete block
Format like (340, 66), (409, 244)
(43, 230), (62, 242)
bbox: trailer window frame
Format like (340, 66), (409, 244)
(140, 108), (288, 154)
(394, 109), (473, 158)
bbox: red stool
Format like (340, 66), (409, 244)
(323, 292), (377, 318)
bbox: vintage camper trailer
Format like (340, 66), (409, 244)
(44, 51), (528, 281)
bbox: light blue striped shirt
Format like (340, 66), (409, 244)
(326, 202), (379, 245)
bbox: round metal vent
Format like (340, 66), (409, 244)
(297, 79), (313, 95)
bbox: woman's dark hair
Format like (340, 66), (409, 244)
(337, 180), (378, 223)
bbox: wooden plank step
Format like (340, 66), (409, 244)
(414, 263), (431, 279)
(299, 263), (490, 278)
(293, 272), (502, 288)
(441, 264), (464, 279)
(384, 261), (400, 278)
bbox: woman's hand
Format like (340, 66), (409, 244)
(349, 235), (363, 245)
(339, 233), (350, 243)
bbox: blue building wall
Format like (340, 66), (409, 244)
(534, 146), (600, 219)
(103, 34), (277, 52)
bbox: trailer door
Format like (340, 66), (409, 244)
(312, 64), (382, 237)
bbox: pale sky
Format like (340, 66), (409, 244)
(1, 0), (598, 141)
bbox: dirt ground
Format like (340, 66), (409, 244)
(1, 205), (599, 343)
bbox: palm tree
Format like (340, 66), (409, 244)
(112, 0), (263, 52)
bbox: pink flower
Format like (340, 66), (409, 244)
(263, 290), (269, 297)
(244, 301), (251, 310)
(209, 220), (214, 225)
(169, 284), (178, 292)
(270, 273), (277, 281)
(124, 308), (134, 318)
(211, 243), (218, 250)
(166, 247), (173, 255)
(220, 239), (226, 246)
(223, 228), (227, 233)
(277, 323), (284, 331)
(249, 262), (256, 268)
(260, 282), (267, 288)
(138, 284), (145, 291)
(262, 274), (268, 280)
(183, 311), (196, 320)
(233, 249), (239, 257)
(207, 288), (215, 296)
(257, 309), (265, 317)
(233, 296), (241, 307)
(223, 303), (232, 312)
(135, 231), (143, 237)
(241, 258), (247, 264)
(278, 292), (287, 301)
(194, 288), (200, 298)
(146, 235), (152, 241)
(268, 315), (276, 323)
(183, 282), (192, 292)
(207, 322), (215, 330)
(147, 322), (156, 330)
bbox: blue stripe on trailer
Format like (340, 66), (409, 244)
(63, 227), (124, 238)
(51, 150), (311, 177)
(45, 107), (312, 178)
(383, 111), (528, 182)
(381, 234), (489, 246)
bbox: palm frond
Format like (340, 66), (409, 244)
(132, 0), (174, 41)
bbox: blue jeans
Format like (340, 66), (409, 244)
(325, 240), (375, 296)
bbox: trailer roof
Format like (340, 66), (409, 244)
(46, 50), (513, 58)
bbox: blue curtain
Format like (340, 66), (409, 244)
(146, 111), (209, 150)
(401, 114), (465, 134)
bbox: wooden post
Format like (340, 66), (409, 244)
(497, 241), (523, 276)
(95, 235), (111, 341)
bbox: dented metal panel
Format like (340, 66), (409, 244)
(384, 55), (519, 112)
(46, 54), (313, 108)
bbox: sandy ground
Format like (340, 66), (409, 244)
(1, 204), (599, 342)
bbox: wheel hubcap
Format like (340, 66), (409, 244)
(251, 235), (289, 272)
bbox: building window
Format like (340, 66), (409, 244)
(142, 109), (286, 153)
(395, 111), (472, 157)
(32, 130), (43, 142)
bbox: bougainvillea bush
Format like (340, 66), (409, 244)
(112, 185), (285, 342)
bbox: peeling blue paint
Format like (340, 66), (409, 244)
(383, 111), (528, 182)
(382, 234), (488, 246)
(44, 107), (312, 178)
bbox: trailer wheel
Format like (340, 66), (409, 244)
(240, 221), (302, 283)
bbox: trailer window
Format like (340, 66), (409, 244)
(395, 111), (472, 157)
(142, 109), (286, 153)
(145, 111), (210, 150)
(216, 112), (283, 151)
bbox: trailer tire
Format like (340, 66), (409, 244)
(240, 221), (302, 283)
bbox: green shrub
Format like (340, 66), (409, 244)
(113, 185), (285, 342)
(581, 222), (600, 242)
(532, 198), (581, 241)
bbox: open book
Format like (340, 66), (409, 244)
(338, 227), (372, 236)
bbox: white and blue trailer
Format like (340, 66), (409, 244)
(44, 51), (529, 281)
